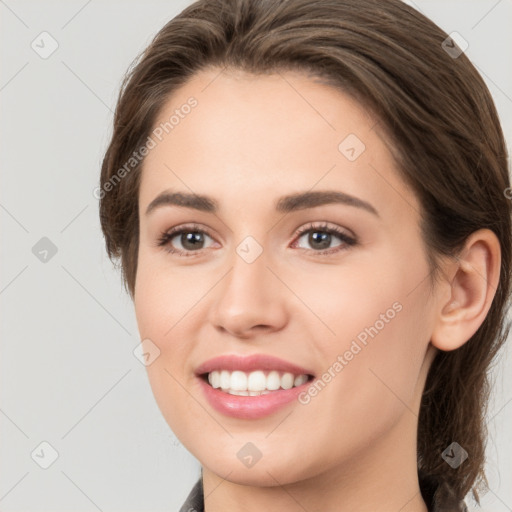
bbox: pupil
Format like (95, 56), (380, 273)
(310, 231), (330, 249)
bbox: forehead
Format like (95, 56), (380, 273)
(138, 68), (419, 219)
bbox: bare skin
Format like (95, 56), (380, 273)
(133, 68), (500, 512)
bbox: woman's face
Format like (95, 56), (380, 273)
(134, 68), (441, 485)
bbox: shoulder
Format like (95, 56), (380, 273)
(178, 477), (204, 512)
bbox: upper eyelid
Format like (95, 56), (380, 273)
(295, 222), (354, 237)
(163, 221), (353, 238)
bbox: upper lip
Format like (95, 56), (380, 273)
(195, 354), (315, 376)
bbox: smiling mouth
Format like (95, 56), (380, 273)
(200, 370), (315, 396)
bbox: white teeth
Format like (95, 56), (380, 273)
(220, 370), (230, 390)
(281, 372), (294, 390)
(230, 370), (247, 391)
(247, 370), (267, 391)
(266, 371), (281, 390)
(294, 374), (308, 387)
(207, 370), (310, 393)
(209, 371), (220, 388)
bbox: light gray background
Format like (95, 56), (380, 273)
(1, 0), (511, 510)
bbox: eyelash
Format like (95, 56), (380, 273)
(155, 222), (357, 258)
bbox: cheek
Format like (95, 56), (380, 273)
(134, 250), (208, 342)
(288, 250), (431, 358)
(133, 265), (199, 448)
(133, 251), (214, 428)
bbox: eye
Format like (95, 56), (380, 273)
(156, 223), (216, 257)
(291, 222), (357, 255)
(156, 221), (357, 257)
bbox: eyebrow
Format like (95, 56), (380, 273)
(145, 189), (379, 217)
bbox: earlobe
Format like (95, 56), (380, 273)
(430, 229), (501, 352)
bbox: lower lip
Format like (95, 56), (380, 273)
(197, 376), (312, 419)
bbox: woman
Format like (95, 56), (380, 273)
(98, 0), (511, 510)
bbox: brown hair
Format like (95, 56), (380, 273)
(99, 0), (512, 504)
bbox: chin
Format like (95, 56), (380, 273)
(197, 442), (318, 487)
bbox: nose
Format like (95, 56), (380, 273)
(208, 245), (289, 339)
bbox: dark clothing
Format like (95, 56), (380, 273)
(179, 472), (468, 511)
(179, 477), (203, 512)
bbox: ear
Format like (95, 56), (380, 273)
(431, 228), (501, 352)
